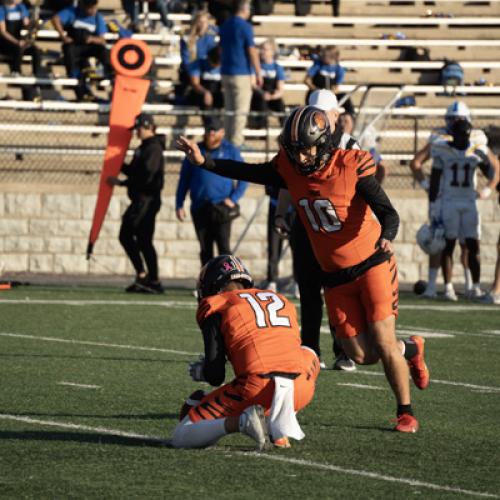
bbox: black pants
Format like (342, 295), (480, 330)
(266, 201), (283, 282)
(0, 39), (42, 75)
(119, 197), (161, 281)
(249, 91), (285, 129)
(63, 42), (110, 98)
(192, 204), (232, 266)
(290, 217), (341, 359)
(331, 0), (340, 16)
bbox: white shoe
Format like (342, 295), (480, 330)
(239, 405), (269, 451)
(466, 288), (484, 299)
(333, 353), (357, 371)
(444, 288), (458, 302)
(293, 283), (300, 299)
(478, 292), (500, 305)
(192, 289), (198, 298)
(319, 360), (327, 370)
(266, 281), (277, 293)
(421, 288), (437, 299)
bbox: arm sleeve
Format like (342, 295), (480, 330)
(56, 7), (73, 25)
(276, 64), (286, 81)
(188, 60), (201, 77)
(21, 4), (29, 19)
(175, 160), (192, 209)
(429, 168), (442, 202)
(356, 175), (400, 241)
(307, 63), (318, 77)
(0, 9), (5, 22)
(201, 314), (226, 386)
(203, 156), (286, 188)
(180, 38), (190, 66)
(95, 14), (107, 35)
(244, 22), (255, 48)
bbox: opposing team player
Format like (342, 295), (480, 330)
(411, 102), (499, 299)
(427, 103), (499, 300)
(176, 106), (429, 433)
(171, 255), (319, 450)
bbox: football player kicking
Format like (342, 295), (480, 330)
(171, 255), (320, 450)
(176, 106), (429, 433)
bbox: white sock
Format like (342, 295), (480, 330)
(171, 416), (227, 448)
(473, 282), (481, 292)
(428, 267), (438, 289)
(445, 282), (454, 293)
(464, 269), (473, 292)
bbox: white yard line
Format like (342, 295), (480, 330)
(0, 299), (196, 309)
(57, 382), (101, 389)
(0, 332), (199, 357)
(320, 326), (456, 339)
(483, 330), (500, 335)
(0, 414), (497, 499)
(336, 383), (384, 391)
(1, 298), (499, 313)
(354, 369), (500, 393)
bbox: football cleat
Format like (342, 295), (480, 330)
(421, 287), (437, 299)
(478, 292), (500, 305)
(239, 405), (270, 451)
(444, 288), (458, 302)
(407, 335), (430, 390)
(333, 353), (357, 372)
(466, 288), (484, 300)
(393, 413), (419, 433)
(272, 436), (291, 449)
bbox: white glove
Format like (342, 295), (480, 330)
(188, 355), (206, 382)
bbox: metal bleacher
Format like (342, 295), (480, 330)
(0, 0), (499, 189)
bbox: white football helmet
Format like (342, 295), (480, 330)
(416, 223), (446, 255)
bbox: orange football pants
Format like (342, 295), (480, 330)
(324, 255), (399, 339)
(188, 347), (320, 423)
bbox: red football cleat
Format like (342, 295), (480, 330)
(407, 335), (430, 390)
(393, 413), (419, 433)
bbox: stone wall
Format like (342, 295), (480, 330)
(0, 186), (498, 286)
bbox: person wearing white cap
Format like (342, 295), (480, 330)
(411, 101), (499, 300)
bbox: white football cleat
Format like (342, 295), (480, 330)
(319, 360), (327, 370)
(444, 288), (458, 302)
(333, 353), (357, 371)
(239, 405), (270, 451)
(266, 281), (277, 293)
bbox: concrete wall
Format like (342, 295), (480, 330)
(0, 187), (498, 286)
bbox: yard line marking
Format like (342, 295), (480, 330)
(57, 382), (101, 389)
(321, 326), (455, 339)
(483, 330), (500, 335)
(0, 299), (197, 309)
(0, 414), (168, 444)
(0, 332), (199, 357)
(399, 304), (499, 312)
(354, 369), (500, 393)
(243, 453), (500, 499)
(0, 414), (497, 499)
(336, 383), (384, 391)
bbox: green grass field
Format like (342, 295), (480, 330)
(0, 286), (499, 499)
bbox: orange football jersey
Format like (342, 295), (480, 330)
(274, 147), (381, 272)
(196, 288), (303, 377)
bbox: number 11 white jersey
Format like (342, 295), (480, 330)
(430, 131), (489, 202)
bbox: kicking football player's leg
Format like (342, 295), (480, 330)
(324, 283), (379, 365)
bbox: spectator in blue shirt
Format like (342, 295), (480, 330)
(219, 0), (262, 147)
(175, 116), (248, 265)
(188, 45), (223, 118)
(249, 39), (286, 129)
(177, 11), (217, 99)
(52, 0), (110, 101)
(0, 0), (42, 78)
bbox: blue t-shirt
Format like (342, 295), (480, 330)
(0, 4), (29, 23)
(188, 59), (221, 82)
(57, 6), (107, 36)
(261, 61), (286, 82)
(220, 16), (255, 76)
(307, 61), (345, 85)
(176, 140), (248, 211)
(180, 27), (218, 67)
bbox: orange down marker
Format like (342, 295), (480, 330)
(86, 38), (153, 258)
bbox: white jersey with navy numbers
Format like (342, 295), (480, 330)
(430, 132), (489, 202)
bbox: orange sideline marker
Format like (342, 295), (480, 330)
(86, 39), (152, 258)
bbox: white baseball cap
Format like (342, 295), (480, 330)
(445, 101), (471, 121)
(308, 89), (340, 112)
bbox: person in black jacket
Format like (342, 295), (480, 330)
(107, 113), (165, 294)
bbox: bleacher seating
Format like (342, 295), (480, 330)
(0, 0), (499, 190)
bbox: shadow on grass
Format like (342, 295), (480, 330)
(0, 430), (172, 448)
(0, 353), (187, 364)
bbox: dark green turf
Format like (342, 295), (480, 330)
(0, 286), (499, 499)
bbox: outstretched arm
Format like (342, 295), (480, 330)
(175, 136), (285, 188)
